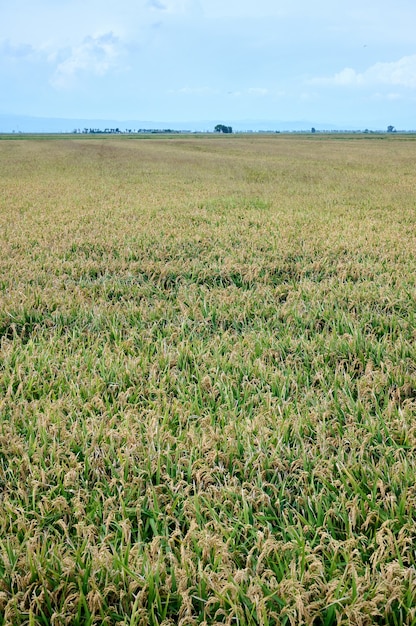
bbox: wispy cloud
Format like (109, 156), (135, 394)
(169, 86), (272, 99)
(247, 87), (269, 96)
(146, 0), (199, 14)
(310, 55), (416, 88)
(227, 87), (279, 98)
(51, 32), (124, 89)
(147, 0), (167, 9)
(372, 92), (404, 101)
(1, 39), (39, 60)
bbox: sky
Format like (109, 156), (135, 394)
(1, 0), (416, 130)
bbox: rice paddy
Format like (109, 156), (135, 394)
(0, 133), (416, 625)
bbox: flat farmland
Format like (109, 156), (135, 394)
(0, 134), (416, 625)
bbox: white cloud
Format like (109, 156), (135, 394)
(367, 56), (416, 87)
(51, 32), (124, 89)
(333, 68), (365, 86)
(311, 55), (416, 88)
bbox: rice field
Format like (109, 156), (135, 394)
(0, 133), (416, 625)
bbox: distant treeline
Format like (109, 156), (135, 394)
(68, 127), (416, 136)
(74, 128), (190, 134)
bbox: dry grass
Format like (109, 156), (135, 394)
(0, 133), (416, 625)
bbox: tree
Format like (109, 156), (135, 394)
(311, 127), (316, 134)
(214, 124), (233, 134)
(387, 125), (396, 133)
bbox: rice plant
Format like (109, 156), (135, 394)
(0, 133), (416, 625)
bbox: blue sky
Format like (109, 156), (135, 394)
(1, 0), (416, 129)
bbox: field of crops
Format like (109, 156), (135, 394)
(0, 133), (416, 625)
